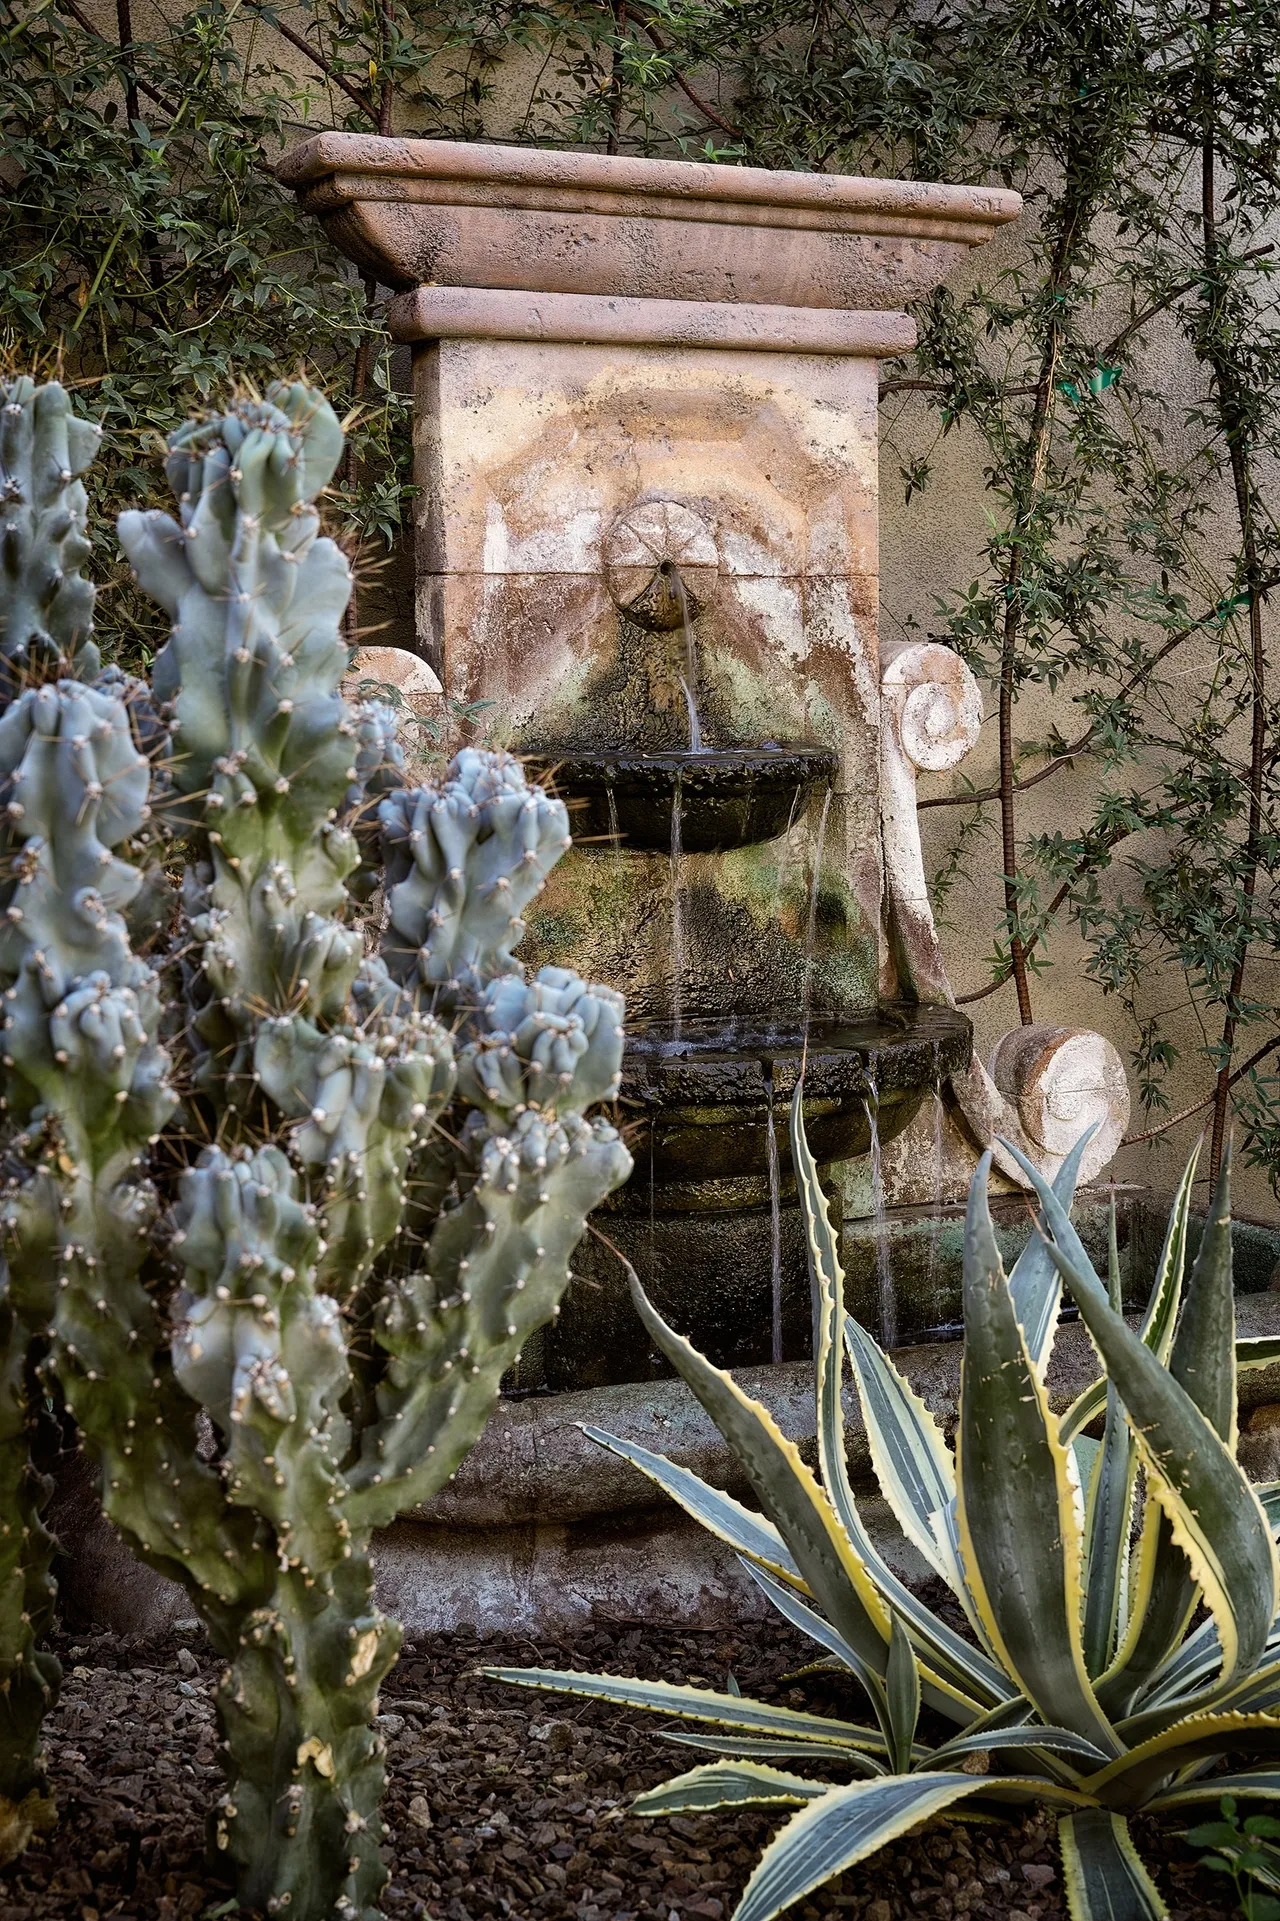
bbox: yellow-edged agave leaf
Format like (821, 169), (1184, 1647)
(743, 1558), (881, 1682)
(479, 1667), (890, 1754)
(1200, 1651), (1280, 1715)
(955, 1156), (1120, 1757)
(733, 1775), (1093, 1921)
(624, 1265), (894, 1682)
(1059, 1810), (1167, 1921)
(1139, 1143), (1201, 1366)
(1060, 1379), (1107, 1447)
(886, 1613), (921, 1774)
(1122, 1651), (1280, 1745)
(1085, 1710), (1280, 1810)
(662, 1731), (884, 1773)
(1169, 1149), (1237, 1444)
(580, 1425), (803, 1586)
(1099, 1143), (1234, 1713)
(1058, 1153), (1203, 1454)
(1007, 1127), (1094, 1376)
(1140, 1614), (1221, 1710)
(843, 1315), (958, 1586)
(792, 1098), (1007, 1714)
(1007, 1140), (1278, 1693)
(1082, 1205), (1136, 1681)
(633, 1761), (830, 1815)
(919, 1725), (1113, 1773)
(1149, 1768), (1280, 1810)
(1239, 1337), (1280, 1372)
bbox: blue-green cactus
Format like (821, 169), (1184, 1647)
(0, 380), (631, 1916)
(0, 376), (100, 692)
(0, 378), (113, 1853)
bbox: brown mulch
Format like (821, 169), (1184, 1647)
(0, 1621), (1235, 1921)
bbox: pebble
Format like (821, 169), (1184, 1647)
(0, 1622), (1242, 1921)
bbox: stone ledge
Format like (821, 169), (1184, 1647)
(389, 287), (918, 358)
(415, 1291), (1280, 1530)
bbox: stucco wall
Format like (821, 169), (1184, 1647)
(116, 8), (1272, 1218)
(877, 209), (1280, 1220)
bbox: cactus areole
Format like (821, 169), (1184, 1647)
(0, 377), (632, 1911)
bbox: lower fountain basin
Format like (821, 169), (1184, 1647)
(546, 744), (840, 852)
(619, 1002), (973, 1200)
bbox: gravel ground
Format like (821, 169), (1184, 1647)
(0, 1623), (1236, 1921)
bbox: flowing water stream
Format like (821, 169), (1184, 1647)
(671, 569), (704, 754)
(864, 1078), (896, 1350)
(763, 1062), (784, 1365)
(670, 771), (685, 1039)
(801, 786), (833, 1043)
(928, 1044), (944, 1311)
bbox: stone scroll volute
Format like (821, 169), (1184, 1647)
(880, 641), (1130, 1185)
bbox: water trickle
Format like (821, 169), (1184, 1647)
(678, 674), (703, 755)
(801, 786), (833, 1043)
(927, 1043), (944, 1309)
(864, 1074), (896, 1350)
(669, 565), (700, 732)
(670, 770), (685, 1039)
(763, 1061), (783, 1366)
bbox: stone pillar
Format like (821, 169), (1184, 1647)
(388, 286), (911, 1018)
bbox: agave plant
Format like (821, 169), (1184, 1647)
(487, 1108), (1280, 1921)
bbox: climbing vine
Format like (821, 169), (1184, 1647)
(651, 0), (1280, 1190)
(3, 0), (1279, 1183)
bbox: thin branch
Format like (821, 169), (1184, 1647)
(52, 0), (180, 115)
(917, 616), (1224, 811)
(1123, 1031), (1280, 1145)
(244, 1), (376, 120)
(631, 11), (740, 140)
(1097, 244), (1274, 366)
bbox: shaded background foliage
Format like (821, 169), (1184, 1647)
(3, 0), (1279, 1197)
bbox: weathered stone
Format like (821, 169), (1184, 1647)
(56, 1284), (1280, 1635)
(276, 136), (1020, 304)
(344, 642), (443, 709)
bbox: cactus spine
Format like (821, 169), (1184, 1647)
(0, 376), (109, 1854)
(0, 379), (630, 1916)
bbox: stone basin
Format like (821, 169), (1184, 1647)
(547, 743), (839, 853)
(620, 1003), (973, 1192)
(277, 135), (1023, 306)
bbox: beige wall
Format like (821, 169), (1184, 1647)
(201, 22), (1276, 1218)
(878, 215), (1280, 1219)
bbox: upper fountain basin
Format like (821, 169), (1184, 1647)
(622, 1003), (973, 1190)
(547, 744), (839, 853)
(276, 136), (1022, 308)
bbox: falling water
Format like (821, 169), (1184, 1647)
(606, 781), (622, 854)
(763, 1062), (784, 1366)
(670, 770), (685, 1039)
(927, 1043), (944, 1311)
(678, 675), (703, 755)
(800, 786), (833, 1043)
(864, 1076), (897, 1350)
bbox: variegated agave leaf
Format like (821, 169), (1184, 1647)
(485, 1120), (1280, 1921)
(955, 1155), (1120, 1757)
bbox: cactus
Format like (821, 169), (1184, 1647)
(0, 377), (109, 1854)
(0, 379), (632, 1914)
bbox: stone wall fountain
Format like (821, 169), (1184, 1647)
(96, 131), (1136, 1630)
